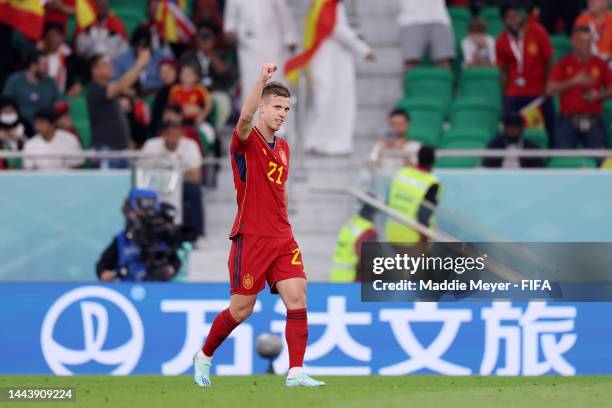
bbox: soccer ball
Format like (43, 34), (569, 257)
(256, 333), (283, 359)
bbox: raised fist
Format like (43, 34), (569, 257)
(261, 63), (277, 82)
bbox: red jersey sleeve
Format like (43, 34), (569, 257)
(230, 128), (253, 155)
(549, 59), (565, 82)
(601, 59), (612, 86)
(496, 35), (510, 69)
(168, 85), (181, 105)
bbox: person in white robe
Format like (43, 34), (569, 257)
(304, 1), (374, 155)
(224, 0), (298, 102)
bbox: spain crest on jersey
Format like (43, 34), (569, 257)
(243, 274), (254, 290)
(279, 150), (288, 166)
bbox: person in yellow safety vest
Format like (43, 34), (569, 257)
(385, 145), (440, 244)
(331, 199), (378, 282)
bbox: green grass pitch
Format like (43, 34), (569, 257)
(1, 375), (611, 408)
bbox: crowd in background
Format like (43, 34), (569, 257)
(1, 1), (612, 176)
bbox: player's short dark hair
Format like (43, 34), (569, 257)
(262, 82), (291, 99)
(389, 108), (410, 121)
(418, 145), (436, 168)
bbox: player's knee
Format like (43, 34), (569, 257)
(230, 303), (255, 323)
(286, 291), (307, 309)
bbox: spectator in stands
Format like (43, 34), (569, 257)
(2, 50), (60, 126)
(180, 21), (236, 130)
(497, 4), (556, 144)
(76, 0), (129, 61)
(546, 25), (612, 149)
(114, 26), (173, 94)
(536, 0), (581, 36)
(397, 0), (456, 70)
(462, 17), (496, 67)
(224, 0), (297, 101)
(87, 50), (151, 167)
(483, 113), (545, 168)
(22, 109), (83, 170)
(53, 101), (80, 142)
(304, 0), (374, 155)
(574, 0), (612, 64)
(150, 58), (178, 136)
(142, 106), (205, 240)
(44, 0), (75, 35)
(137, 0), (172, 54)
(119, 92), (151, 148)
(0, 98), (33, 167)
(169, 62), (212, 125)
(369, 108), (421, 170)
(39, 23), (80, 97)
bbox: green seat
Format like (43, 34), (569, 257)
(435, 140), (486, 168)
(395, 98), (446, 145)
(111, 0), (149, 14)
(68, 95), (91, 149)
(480, 7), (504, 37)
(450, 98), (500, 135)
(404, 67), (454, 109)
(551, 35), (571, 62)
(449, 7), (470, 44)
(113, 8), (146, 37)
(441, 128), (492, 145)
(523, 128), (548, 148)
(458, 67), (502, 108)
(547, 157), (598, 168)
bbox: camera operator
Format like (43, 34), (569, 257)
(96, 188), (186, 282)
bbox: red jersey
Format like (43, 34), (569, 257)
(550, 53), (612, 115)
(496, 22), (553, 97)
(229, 127), (292, 238)
(168, 84), (209, 121)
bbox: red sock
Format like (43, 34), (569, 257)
(286, 308), (308, 368)
(202, 308), (239, 357)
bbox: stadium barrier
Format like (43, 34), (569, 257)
(0, 283), (610, 376)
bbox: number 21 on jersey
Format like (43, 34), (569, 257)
(267, 161), (284, 185)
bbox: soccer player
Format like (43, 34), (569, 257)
(193, 63), (325, 388)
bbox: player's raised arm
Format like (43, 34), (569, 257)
(236, 63), (277, 141)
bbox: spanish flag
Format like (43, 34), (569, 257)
(76, 0), (97, 30)
(155, 0), (195, 43)
(0, 0), (44, 41)
(284, 0), (339, 84)
(520, 96), (546, 130)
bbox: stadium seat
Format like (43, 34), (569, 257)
(403, 67), (454, 110)
(113, 8), (146, 37)
(449, 7), (470, 44)
(551, 35), (571, 62)
(603, 99), (612, 147)
(68, 95), (92, 149)
(395, 98), (446, 145)
(522, 128), (548, 148)
(480, 7), (504, 37)
(457, 67), (502, 109)
(450, 98), (500, 135)
(441, 128), (493, 145)
(547, 157), (599, 168)
(435, 140), (486, 168)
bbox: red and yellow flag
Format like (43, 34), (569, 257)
(0, 0), (44, 40)
(520, 97), (546, 130)
(284, 0), (339, 84)
(76, 0), (97, 29)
